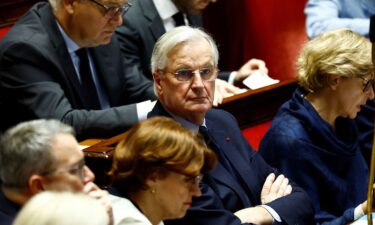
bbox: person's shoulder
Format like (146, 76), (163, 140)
(111, 195), (153, 225)
(206, 109), (239, 125)
(124, 0), (151, 23)
(0, 213), (14, 225)
(1, 3), (51, 50)
(207, 108), (235, 119)
(268, 111), (307, 139)
(0, 191), (19, 225)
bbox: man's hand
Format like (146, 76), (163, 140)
(235, 58), (268, 84)
(261, 173), (292, 204)
(213, 79), (246, 106)
(83, 182), (113, 225)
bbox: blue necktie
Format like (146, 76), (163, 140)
(76, 48), (101, 110)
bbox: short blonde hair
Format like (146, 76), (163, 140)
(109, 116), (217, 193)
(297, 28), (374, 92)
(13, 191), (109, 225)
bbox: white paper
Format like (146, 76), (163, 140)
(242, 71), (280, 90)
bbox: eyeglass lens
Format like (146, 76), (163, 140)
(363, 78), (375, 92)
(174, 67), (216, 82)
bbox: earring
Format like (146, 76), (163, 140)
(151, 188), (156, 194)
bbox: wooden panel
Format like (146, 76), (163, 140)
(83, 132), (128, 189)
(0, 0), (40, 27)
(220, 79), (297, 129)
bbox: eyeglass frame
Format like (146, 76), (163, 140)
(160, 66), (219, 83)
(87, 0), (132, 19)
(360, 77), (375, 93)
(168, 169), (204, 188)
(41, 159), (87, 181)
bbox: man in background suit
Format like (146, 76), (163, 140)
(0, 0), (156, 140)
(116, 0), (268, 105)
(147, 26), (315, 225)
(0, 119), (112, 225)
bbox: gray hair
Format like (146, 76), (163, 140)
(0, 119), (74, 188)
(151, 26), (219, 73)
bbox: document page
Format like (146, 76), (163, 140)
(242, 71), (279, 90)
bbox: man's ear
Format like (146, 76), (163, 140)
(28, 175), (46, 195)
(62, 0), (76, 14)
(153, 71), (163, 95)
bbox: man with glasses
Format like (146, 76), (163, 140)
(0, 119), (112, 225)
(0, 0), (156, 141)
(147, 26), (315, 225)
(115, 0), (269, 106)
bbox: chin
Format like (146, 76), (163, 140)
(346, 111), (358, 119)
(175, 210), (188, 219)
(100, 37), (112, 45)
(191, 106), (210, 114)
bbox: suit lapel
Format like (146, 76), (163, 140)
(38, 3), (88, 107)
(148, 101), (171, 118)
(139, 0), (166, 41)
(209, 159), (252, 206)
(206, 116), (261, 205)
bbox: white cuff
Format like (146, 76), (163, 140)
(136, 100), (154, 121)
(354, 204), (365, 220)
(261, 205), (282, 223)
(227, 71), (237, 85)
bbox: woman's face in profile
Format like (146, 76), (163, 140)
(334, 76), (374, 119)
(152, 171), (202, 220)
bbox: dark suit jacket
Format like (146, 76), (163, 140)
(148, 102), (315, 225)
(0, 2), (155, 140)
(0, 190), (20, 225)
(116, 0), (231, 80)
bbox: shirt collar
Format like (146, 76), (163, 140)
(166, 109), (207, 133)
(56, 20), (81, 54)
(153, 0), (179, 20)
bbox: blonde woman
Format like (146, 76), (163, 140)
(259, 29), (375, 225)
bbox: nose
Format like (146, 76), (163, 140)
(82, 165), (95, 184)
(190, 73), (205, 88)
(109, 13), (123, 26)
(365, 87), (375, 100)
(190, 183), (202, 197)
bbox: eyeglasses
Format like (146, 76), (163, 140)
(164, 66), (218, 82)
(360, 77), (375, 93)
(184, 174), (203, 186)
(42, 159), (86, 180)
(177, 172), (204, 187)
(88, 0), (132, 19)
